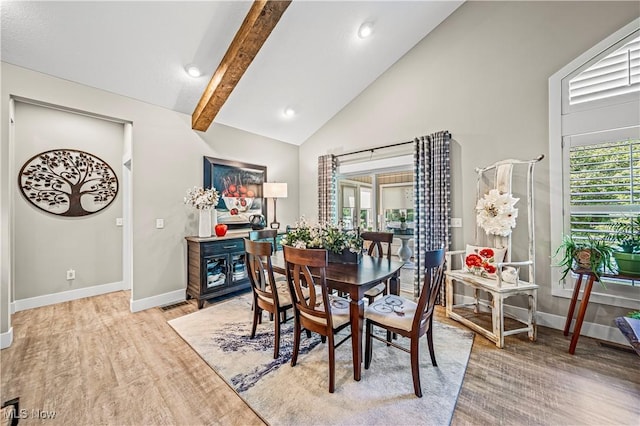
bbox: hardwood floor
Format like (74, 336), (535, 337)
(1, 290), (638, 425)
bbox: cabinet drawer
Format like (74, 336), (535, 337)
(201, 238), (245, 256)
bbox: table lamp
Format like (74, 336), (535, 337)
(263, 182), (287, 229)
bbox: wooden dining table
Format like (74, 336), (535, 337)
(270, 250), (404, 381)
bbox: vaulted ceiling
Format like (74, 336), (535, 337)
(1, 1), (463, 145)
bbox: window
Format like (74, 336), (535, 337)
(550, 19), (640, 309)
(565, 131), (639, 289)
(565, 34), (639, 109)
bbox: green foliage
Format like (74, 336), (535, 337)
(607, 216), (640, 254)
(281, 217), (363, 254)
(569, 140), (639, 206)
(553, 234), (614, 282)
(627, 311), (640, 320)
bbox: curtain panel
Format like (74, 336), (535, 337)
(317, 154), (338, 224)
(413, 131), (451, 302)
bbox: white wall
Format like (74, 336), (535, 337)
(13, 101), (124, 300)
(1, 63), (299, 337)
(299, 1), (639, 328)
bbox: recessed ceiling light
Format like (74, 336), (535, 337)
(283, 107), (296, 118)
(185, 64), (201, 78)
(358, 22), (374, 39)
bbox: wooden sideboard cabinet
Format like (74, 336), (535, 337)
(185, 235), (250, 309)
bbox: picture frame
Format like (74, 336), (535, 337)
(203, 157), (267, 229)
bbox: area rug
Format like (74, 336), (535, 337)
(168, 295), (474, 426)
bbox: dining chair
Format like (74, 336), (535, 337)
(249, 229), (278, 251)
(245, 238), (293, 359)
(283, 245), (352, 393)
(250, 229), (286, 284)
(364, 248), (445, 397)
(361, 231), (394, 305)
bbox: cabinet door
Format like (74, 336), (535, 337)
(203, 254), (228, 294)
(229, 251), (248, 285)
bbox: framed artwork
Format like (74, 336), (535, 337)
(18, 149), (119, 217)
(203, 157), (266, 229)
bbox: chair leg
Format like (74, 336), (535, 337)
(291, 320), (301, 367)
(273, 310), (281, 359)
(250, 305), (259, 338)
(365, 321), (373, 369)
(427, 326), (437, 367)
(321, 335), (327, 344)
(328, 334), (336, 393)
(306, 329), (312, 338)
(410, 336), (422, 398)
(386, 330), (392, 346)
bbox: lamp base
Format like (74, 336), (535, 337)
(270, 221), (280, 230)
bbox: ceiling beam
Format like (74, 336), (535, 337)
(192, 0), (292, 132)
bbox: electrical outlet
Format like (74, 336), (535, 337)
(116, 217), (123, 226)
(66, 269), (75, 280)
(156, 218), (164, 229)
(451, 218), (463, 228)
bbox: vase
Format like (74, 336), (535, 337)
(328, 249), (362, 264)
(613, 252), (640, 276)
(400, 221), (407, 230)
(198, 209), (212, 238)
(212, 209), (218, 227)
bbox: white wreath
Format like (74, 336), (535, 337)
(476, 189), (519, 237)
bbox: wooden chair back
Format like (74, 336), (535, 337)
(244, 238), (279, 307)
(413, 248), (445, 334)
(249, 229), (278, 251)
(283, 245), (334, 332)
(361, 231), (393, 260)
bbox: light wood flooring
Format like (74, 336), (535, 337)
(1, 289), (639, 425)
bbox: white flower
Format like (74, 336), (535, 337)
(184, 186), (220, 210)
(476, 189), (519, 237)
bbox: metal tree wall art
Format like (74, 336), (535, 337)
(18, 149), (119, 217)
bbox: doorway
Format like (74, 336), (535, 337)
(10, 97), (131, 310)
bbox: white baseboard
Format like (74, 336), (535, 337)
(0, 327), (13, 349)
(13, 281), (126, 312)
(130, 288), (185, 313)
(453, 295), (629, 347)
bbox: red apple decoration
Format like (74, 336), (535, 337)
(215, 223), (228, 237)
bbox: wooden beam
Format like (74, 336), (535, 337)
(192, 0), (292, 132)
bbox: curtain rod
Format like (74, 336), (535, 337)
(334, 140), (414, 158)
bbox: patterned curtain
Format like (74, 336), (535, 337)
(413, 131), (451, 302)
(317, 154), (338, 224)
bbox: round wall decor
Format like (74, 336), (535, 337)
(18, 149), (119, 217)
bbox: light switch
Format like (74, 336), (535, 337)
(116, 218), (123, 226)
(451, 218), (462, 228)
(156, 218), (164, 229)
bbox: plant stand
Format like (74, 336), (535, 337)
(563, 269), (597, 354)
(564, 269), (639, 354)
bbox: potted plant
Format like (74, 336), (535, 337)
(607, 216), (640, 276)
(554, 234), (614, 282)
(399, 214), (408, 230)
(280, 217), (364, 264)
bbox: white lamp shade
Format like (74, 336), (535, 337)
(263, 182), (288, 198)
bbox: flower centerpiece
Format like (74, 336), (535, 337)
(184, 186), (220, 238)
(476, 189), (519, 237)
(184, 186), (220, 210)
(281, 217), (364, 264)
